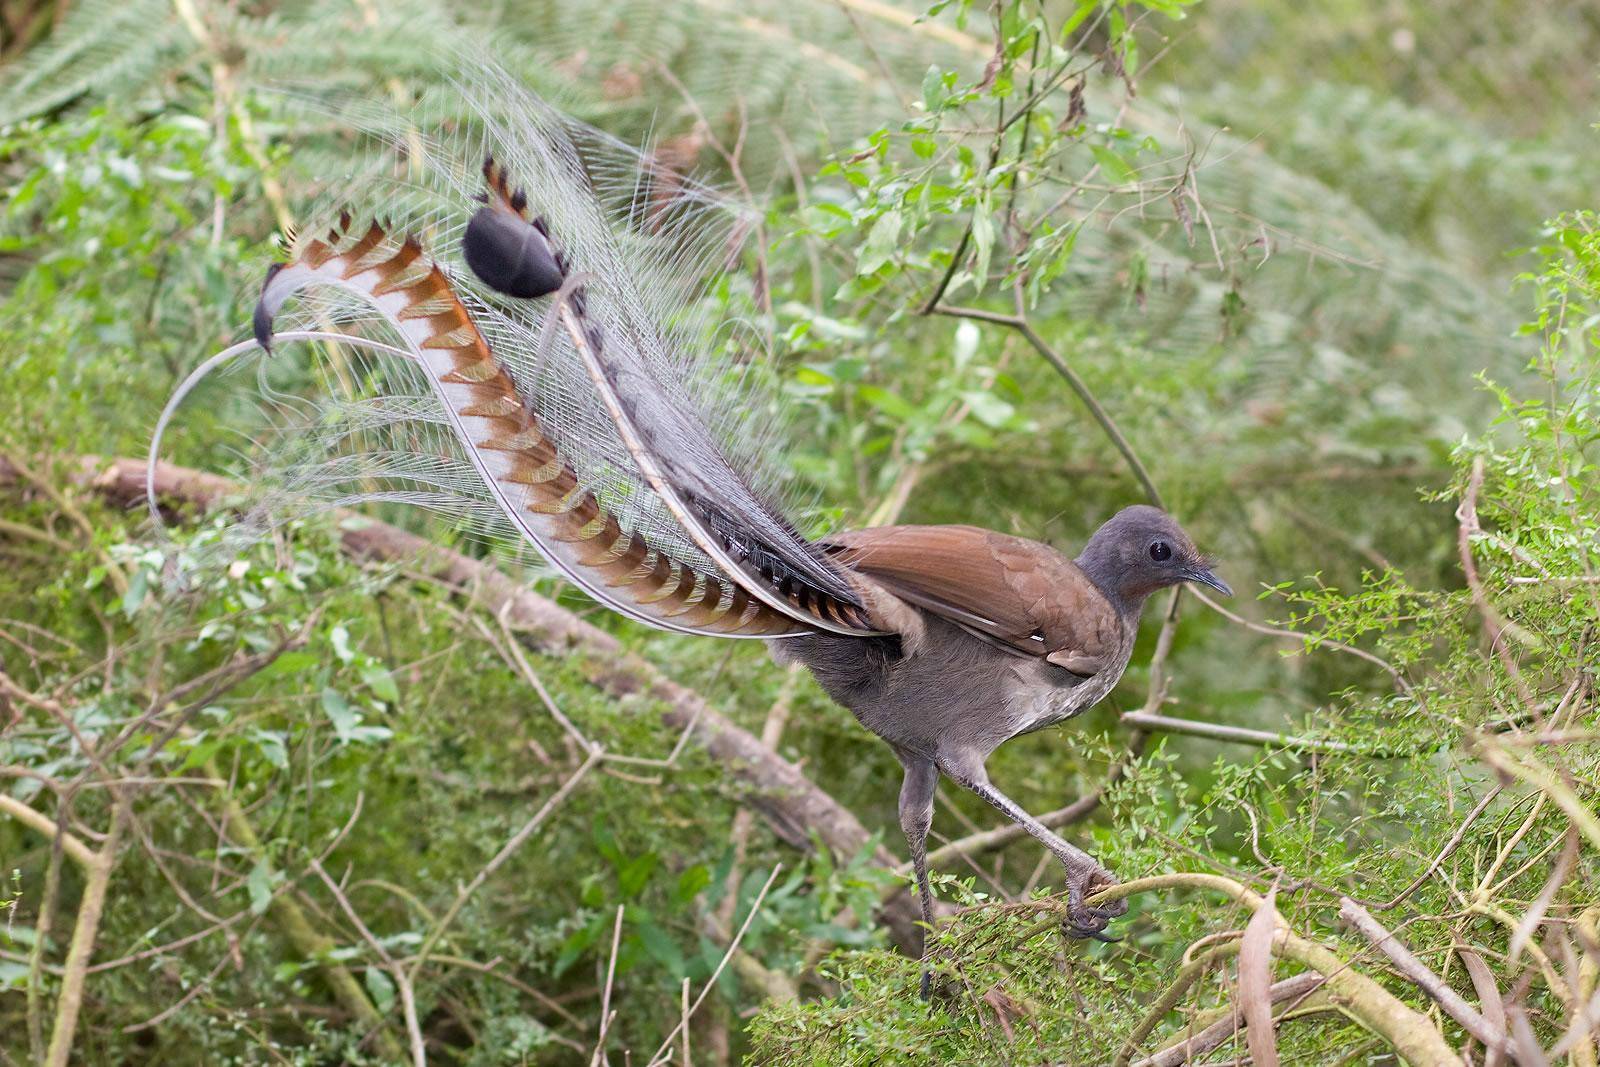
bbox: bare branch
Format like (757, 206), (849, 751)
(1339, 897), (1509, 1056)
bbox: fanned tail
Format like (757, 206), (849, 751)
(152, 60), (884, 640)
(464, 157), (879, 635)
(244, 216), (801, 638)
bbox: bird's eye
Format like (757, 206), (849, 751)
(1149, 541), (1172, 562)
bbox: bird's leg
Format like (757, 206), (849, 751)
(943, 755), (1127, 939)
(896, 754), (939, 999)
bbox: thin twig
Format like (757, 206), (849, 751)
(645, 865), (783, 1067)
(590, 906), (626, 1067)
(409, 748), (603, 990)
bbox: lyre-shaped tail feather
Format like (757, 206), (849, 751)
(249, 217), (802, 639)
(465, 158), (880, 636)
(154, 63), (887, 641)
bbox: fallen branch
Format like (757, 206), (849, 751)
(20, 455), (921, 941)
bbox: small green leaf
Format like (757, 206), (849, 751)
(1090, 145), (1138, 185)
(365, 968), (396, 1015)
(360, 664), (399, 704)
(247, 861), (278, 916)
(857, 210), (903, 275)
(921, 65), (945, 112)
(321, 688), (357, 742)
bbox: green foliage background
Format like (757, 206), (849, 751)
(0, 0), (1596, 1064)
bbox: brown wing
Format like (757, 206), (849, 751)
(822, 525), (1122, 672)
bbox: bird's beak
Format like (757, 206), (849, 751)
(1185, 566), (1233, 597)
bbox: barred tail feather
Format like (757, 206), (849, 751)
(208, 218), (801, 639)
(152, 59), (883, 641)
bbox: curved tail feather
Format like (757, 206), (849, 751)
(154, 61), (888, 641)
(248, 217), (800, 639)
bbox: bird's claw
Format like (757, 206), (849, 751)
(1059, 867), (1127, 942)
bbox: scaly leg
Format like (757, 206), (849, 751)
(896, 754), (939, 998)
(943, 752), (1126, 939)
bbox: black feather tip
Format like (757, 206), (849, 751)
(253, 262), (287, 354)
(462, 206), (565, 299)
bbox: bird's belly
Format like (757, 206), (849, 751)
(1004, 658), (1116, 738)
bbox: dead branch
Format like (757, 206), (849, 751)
(1087, 873), (1463, 1066)
(1338, 897), (1509, 1057)
(1132, 973), (1325, 1067)
(66, 455), (922, 941)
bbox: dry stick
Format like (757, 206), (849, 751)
(1086, 874), (1461, 1066)
(411, 748), (604, 992)
(44, 797), (128, 1067)
(1548, 905), (1600, 1066)
(1117, 710), (1371, 754)
(645, 865), (782, 1067)
(1338, 897), (1509, 1057)
(590, 905), (626, 1067)
(1131, 973), (1326, 1067)
(311, 860), (427, 1067)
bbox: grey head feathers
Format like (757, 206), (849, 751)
(1075, 505), (1231, 610)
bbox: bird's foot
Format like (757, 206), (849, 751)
(1059, 864), (1128, 942)
(919, 968), (933, 1001)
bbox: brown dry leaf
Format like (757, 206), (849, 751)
(1238, 888), (1281, 1067)
(1457, 945), (1508, 1067)
(980, 984), (1029, 1043)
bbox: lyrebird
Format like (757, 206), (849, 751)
(152, 64), (1229, 995)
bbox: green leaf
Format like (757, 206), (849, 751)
(637, 921), (687, 977)
(970, 199), (994, 293)
(251, 729), (288, 770)
(360, 664), (399, 704)
(857, 210), (903, 276)
(617, 852), (658, 898)
(857, 385), (916, 421)
(364, 968), (396, 1015)
(962, 390), (1016, 428)
(321, 688), (357, 743)
(921, 65), (944, 112)
(1090, 145), (1138, 185)
(247, 861), (277, 916)
(674, 864), (711, 906)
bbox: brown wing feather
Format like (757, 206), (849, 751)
(823, 525), (1121, 671)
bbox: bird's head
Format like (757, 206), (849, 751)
(1075, 504), (1231, 607)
